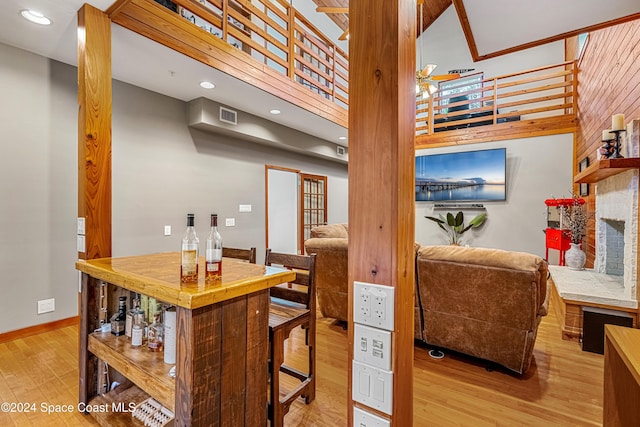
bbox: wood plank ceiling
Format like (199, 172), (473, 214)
(311, 0), (452, 36)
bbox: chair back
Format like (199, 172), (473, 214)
(223, 247), (257, 263)
(265, 249), (316, 310)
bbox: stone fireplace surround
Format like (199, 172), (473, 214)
(549, 169), (639, 341)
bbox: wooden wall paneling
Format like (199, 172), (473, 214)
(574, 19), (640, 270)
(77, 4), (112, 261)
(348, 0), (415, 425)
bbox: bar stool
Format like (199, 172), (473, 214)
(265, 250), (316, 427)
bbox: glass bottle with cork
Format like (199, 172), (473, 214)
(205, 213), (223, 284)
(181, 213), (199, 284)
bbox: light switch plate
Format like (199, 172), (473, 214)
(239, 204), (252, 213)
(354, 407), (391, 427)
(352, 361), (393, 415)
(354, 324), (392, 371)
(225, 218), (235, 227)
(77, 217), (85, 235)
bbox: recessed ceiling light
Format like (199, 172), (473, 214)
(338, 136), (347, 141)
(269, 109), (281, 115)
(21, 9), (51, 26)
(199, 81), (215, 89)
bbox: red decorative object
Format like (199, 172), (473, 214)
(544, 198), (584, 265)
(545, 228), (572, 266)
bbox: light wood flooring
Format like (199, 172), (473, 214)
(0, 298), (604, 426)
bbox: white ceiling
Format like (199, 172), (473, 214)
(462, 0), (640, 57)
(0, 0), (348, 145)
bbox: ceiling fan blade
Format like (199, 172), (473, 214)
(419, 64), (437, 77)
(316, 7), (349, 14)
(338, 29), (350, 41)
(429, 74), (460, 81)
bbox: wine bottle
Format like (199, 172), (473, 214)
(110, 296), (127, 336)
(181, 213), (199, 284)
(205, 214), (223, 284)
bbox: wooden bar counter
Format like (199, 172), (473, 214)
(76, 252), (295, 427)
(603, 325), (640, 427)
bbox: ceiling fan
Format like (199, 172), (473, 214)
(316, 2), (471, 97)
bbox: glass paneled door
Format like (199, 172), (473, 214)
(300, 173), (327, 251)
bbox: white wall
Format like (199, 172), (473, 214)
(0, 43), (78, 333)
(416, 134), (574, 258)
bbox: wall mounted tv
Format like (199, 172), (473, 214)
(415, 148), (506, 202)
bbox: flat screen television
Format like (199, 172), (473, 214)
(415, 148), (506, 202)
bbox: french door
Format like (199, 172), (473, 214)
(299, 173), (328, 251)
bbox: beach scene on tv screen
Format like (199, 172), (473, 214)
(416, 149), (506, 202)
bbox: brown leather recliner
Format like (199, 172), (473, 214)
(416, 245), (549, 374)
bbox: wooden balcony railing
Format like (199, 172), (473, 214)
(109, 1), (577, 142)
(148, 0), (349, 108)
(416, 60), (578, 140)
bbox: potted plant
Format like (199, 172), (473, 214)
(562, 195), (589, 270)
(425, 211), (487, 245)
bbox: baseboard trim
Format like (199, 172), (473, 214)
(0, 316), (80, 344)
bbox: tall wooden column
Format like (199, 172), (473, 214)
(77, 4), (112, 405)
(77, 4), (112, 261)
(347, 0), (415, 425)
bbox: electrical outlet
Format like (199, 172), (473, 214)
(354, 324), (392, 371)
(353, 282), (395, 331)
(164, 225), (171, 236)
(37, 298), (55, 314)
(225, 218), (235, 227)
(352, 361), (393, 415)
(239, 204), (252, 213)
(354, 407), (391, 427)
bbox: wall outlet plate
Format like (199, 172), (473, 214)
(37, 298), (55, 314)
(354, 323), (392, 371)
(239, 204), (252, 213)
(354, 281), (395, 331)
(354, 407), (391, 427)
(164, 225), (171, 236)
(352, 360), (393, 415)
(225, 218), (235, 227)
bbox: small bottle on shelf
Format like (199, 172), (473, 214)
(110, 296), (127, 336)
(205, 213), (223, 284)
(147, 311), (164, 352)
(181, 213), (199, 284)
(131, 298), (145, 347)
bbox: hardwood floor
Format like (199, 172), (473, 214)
(0, 298), (604, 426)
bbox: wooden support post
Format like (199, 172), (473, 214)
(347, 0), (415, 425)
(77, 3), (112, 401)
(77, 4), (112, 261)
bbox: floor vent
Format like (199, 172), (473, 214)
(219, 107), (238, 125)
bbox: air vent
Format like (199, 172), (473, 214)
(219, 106), (237, 125)
(336, 146), (346, 156)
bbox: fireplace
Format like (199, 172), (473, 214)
(594, 169), (638, 301)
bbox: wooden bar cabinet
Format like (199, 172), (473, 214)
(76, 252), (295, 426)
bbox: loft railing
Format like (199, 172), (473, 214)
(165, 0), (349, 108)
(416, 60), (578, 136)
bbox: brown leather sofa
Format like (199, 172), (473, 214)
(304, 223), (349, 322)
(304, 224), (550, 374)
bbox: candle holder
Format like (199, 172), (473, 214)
(608, 129), (627, 158)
